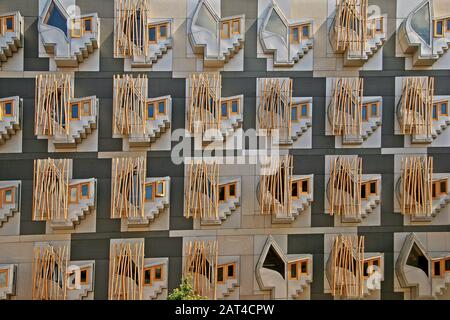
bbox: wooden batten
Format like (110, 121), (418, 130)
(113, 74), (148, 136)
(111, 155), (146, 219)
(331, 78), (363, 137)
(184, 161), (219, 221)
(399, 77), (434, 138)
(258, 78), (292, 142)
(400, 156), (433, 218)
(32, 245), (69, 300)
(330, 234), (365, 299)
(333, 0), (368, 55)
(108, 241), (145, 300)
(184, 240), (218, 300)
(114, 0), (150, 57)
(35, 74), (73, 137)
(259, 155), (293, 218)
(32, 158), (70, 222)
(328, 156), (362, 219)
(188, 73), (222, 135)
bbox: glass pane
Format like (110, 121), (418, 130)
(447, 20), (450, 31)
(157, 182), (164, 195)
(81, 184), (89, 197)
(229, 184), (236, 197)
(5, 190), (12, 202)
(221, 22), (229, 38)
(83, 102), (90, 115)
(291, 107), (297, 121)
(231, 100), (238, 113)
(84, 19), (91, 32)
(6, 17), (13, 30)
(0, 271), (7, 287)
(219, 186), (225, 201)
(227, 265), (234, 277)
(371, 104), (377, 116)
(292, 27), (299, 42)
(434, 261), (441, 276)
(159, 25), (167, 38)
(301, 261), (307, 273)
(221, 102), (228, 117)
(440, 181), (447, 193)
(433, 105), (438, 118)
(290, 263), (297, 278)
(445, 259), (450, 271)
(154, 267), (162, 279)
(149, 27), (156, 41)
(301, 180), (308, 193)
(80, 269), (87, 283)
(158, 101), (165, 114)
(411, 2), (431, 46)
(362, 105), (367, 120)
(291, 182), (298, 197)
(4, 102), (12, 115)
(70, 187), (77, 202)
(147, 104), (155, 118)
(301, 104), (308, 117)
(217, 267), (224, 282)
(361, 184), (366, 198)
(71, 104), (79, 118)
(266, 9), (287, 37)
(144, 269), (151, 285)
(145, 184), (153, 200)
(441, 103), (447, 115)
(370, 182), (376, 194)
(302, 25), (309, 37)
(436, 21), (443, 35)
(364, 262), (369, 276)
(46, 3), (68, 36)
(232, 20), (239, 33)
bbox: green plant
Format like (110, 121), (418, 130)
(168, 276), (206, 300)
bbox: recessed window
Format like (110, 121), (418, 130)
(229, 183), (236, 197)
(300, 104), (308, 118)
(227, 264), (235, 278)
(371, 103), (378, 117)
(157, 101), (166, 115)
(362, 105), (368, 121)
(70, 103), (79, 120)
(217, 263), (235, 282)
(80, 268), (88, 285)
(445, 259), (450, 271)
(361, 183), (367, 199)
(288, 260), (308, 280)
(221, 102), (228, 118)
(143, 268), (152, 285)
(159, 25), (167, 38)
(433, 104), (438, 119)
(4, 188), (13, 204)
(302, 25), (310, 38)
(432, 182), (437, 198)
(145, 183), (154, 201)
(0, 269), (8, 288)
(83, 18), (92, 32)
(4, 101), (13, 116)
(219, 185), (226, 201)
(5, 16), (14, 31)
(69, 186), (78, 204)
(441, 102), (448, 116)
(232, 20), (240, 34)
(433, 260), (441, 276)
(369, 181), (377, 195)
(149, 26), (157, 42)
(80, 183), (89, 198)
(435, 20), (444, 37)
(147, 103), (155, 119)
(81, 101), (91, 116)
(375, 18), (383, 33)
(221, 21), (230, 39)
(156, 181), (165, 197)
(291, 106), (298, 122)
(289, 262), (297, 279)
(440, 180), (447, 194)
(300, 179), (309, 194)
(291, 181), (298, 198)
(217, 266), (224, 282)
(231, 100), (239, 114)
(291, 27), (299, 43)
(154, 266), (162, 280)
(447, 19), (450, 31)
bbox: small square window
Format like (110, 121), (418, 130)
(441, 102), (448, 115)
(144, 268), (152, 285)
(0, 269), (8, 288)
(289, 263), (297, 279)
(147, 103), (155, 119)
(302, 25), (310, 38)
(370, 182), (376, 195)
(434, 260), (441, 276)
(84, 18), (92, 32)
(154, 266), (162, 280)
(6, 17), (14, 31)
(4, 102), (13, 116)
(80, 268), (88, 285)
(435, 20), (444, 36)
(149, 26), (157, 42)
(227, 264), (234, 278)
(158, 101), (165, 114)
(219, 185), (226, 201)
(81, 183), (89, 198)
(217, 266), (224, 282)
(70, 186), (78, 203)
(440, 180), (447, 194)
(145, 184), (154, 201)
(4, 188), (13, 203)
(291, 106), (298, 122)
(221, 102), (228, 118)
(371, 103), (378, 117)
(231, 100), (239, 114)
(291, 182), (298, 198)
(71, 103), (79, 119)
(159, 24), (167, 38)
(229, 183), (236, 197)
(301, 104), (308, 117)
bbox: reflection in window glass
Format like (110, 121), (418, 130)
(411, 2), (431, 45)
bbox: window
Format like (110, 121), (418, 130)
(361, 183), (367, 199)
(83, 18), (92, 33)
(159, 25), (167, 38)
(300, 104), (309, 118)
(149, 26), (157, 42)
(288, 259), (308, 280)
(231, 100), (239, 114)
(432, 179), (448, 199)
(445, 258), (450, 272)
(5, 16), (14, 32)
(363, 257), (381, 277)
(369, 181), (377, 195)
(447, 19), (450, 32)
(148, 23), (168, 43)
(145, 183), (154, 201)
(227, 264), (235, 278)
(375, 18), (383, 33)
(156, 181), (165, 197)
(80, 183), (90, 199)
(433, 260), (442, 277)
(302, 25), (310, 38)
(157, 100), (166, 115)
(219, 185), (226, 201)
(291, 106), (298, 122)
(440, 180), (447, 194)
(435, 20), (444, 37)
(217, 263), (235, 283)
(143, 268), (152, 285)
(3, 101), (13, 116)
(143, 265), (163, 286)
(300, 179), (309, 194)
(229, 183), (236, 197)
(219, 183), (237, 202)
(70, 103), (79, 120)
(0, 269), (8, 288)
(69, 185), (78, 204)
(232, 20), (240, 34)
(362, 105), (368, 121)
(291, 26), (299, 43)
(371, 103), (378, 117)
(221, 99), (239, 117)
(70, 19), (82, 38)
(81, 100), (91, 116)
(433, 104), (438, 119)
(147, 102), (155, 119)
(80, 268), (89, 285)
(221, 21), (230, 39)
(221, 102), (228, 118)
(217, 266), (224, 282)
(441, 102), (448, 116)
(4, 188), (13, 204)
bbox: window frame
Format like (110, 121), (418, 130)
(80, 100), (92, 117)
(83, 17), (93, 33)
(434, 20), (444, 37)
(219, 182), (237, 202)
(155, 180), (165, 197)
(143, 264), (164, 286)
(146, 101), (156, 120)
(217, 263), (236, 283)
(363, 256), (382, 278)
(230, 99), (239, 115)
(3, 187), (14, 204)
(288, 259), (309, 280)
(156, 99), (166, 115)
(3, 100), (14, 116)
(231, 19), (240, 35)
(145, 183), (155, 202)
(432, 179), (448, 199)
(362, 104), (368, 121)
(70, 102), (80, 120)
(432, 259), (443, 277)
(69, 185), (79, 204)
(0, 268), (8, 288)
(80, 182), (90, 200)
(221, 21), (231, 39)
(370, 102), (378, 117)
(5, 15), (15, 32)
(290, 26), (300, 44)
(299, 103), (309, 118)
(79, 267), (89, 285)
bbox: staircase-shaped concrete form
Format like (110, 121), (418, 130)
(0, 264), (16, 300)
(126, 177), (170, 228)
(399, 0), (450, 67)
(201, 177), (240, 226)
(0, 97), (21, 146)
(189, 0), (245, 68)
(259, 1), (313, 67)
(142, 258), (169, 300)
(51, 97), (98, 148)
(0, 12), (23, 67)
(49, 178), (96, 230)
(216, 257), (240, 300)
(38, 0), (99, 68)
(66, 261), (95, 300)
(287, 256), (313, 300)
(0, 181), (20, 228)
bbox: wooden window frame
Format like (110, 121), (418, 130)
(226, 263), (236, 279)
(432, 179), (448, 199)
(370, 102), (379, 117)
(433, 103), (439, 120)
(80, 182), (90, 200)
(3, 187), (14, 204)
(434, 20), (444, 38)
(217, 265), (225, 283)
(290, 26), (300, 44)
(219, 185), (226, 202)
(230, 99), (240, 115)
(299, 179), (309, 195)
(3, 100), (14, 116)
(369, 181), (377, 196)
(82, 17), (93, 33)
(362, 104), (368, 121)
(288, 259), (309, 280)
(143, 267), (153, 286)
(148, 25), (157, 44)
(232, 19), (240, 35)
(143, 265), (164, 286)
(156, 99), (166, 115)
(291, 180), (299, 199)
(217, 263), (235, 283)
(447, 19), (450, 32)
(0, 269), (8, 288)
(70, 102), (80, 120)
(145, 183), (155, 202)
(228, 182), (237, 198)
(299, 103), (309, 119)
(5, 15), (14, 32)
(301, 24), (310, 39)
(70, 18), (82, 38)
(221, 21), (231, 39)
(158, 23), (168, 39)
(80, 100), (92, 117)
(219, 183), (237, 202)
(440, 101), (448, 116)
(375, 17), (383, 33)
(79, 267), (89, 285)
(432, 259), (444, 277)
(291, 105), (298, 122)
(146, 102), (156, 120)
(155, 181), (165, 197)
(445, 257), (450, 272)
(440, 179), (448, 195)
(221, 101), (229, 119)
(361, 182), (368, 200)
(69, 185), (79, 204)
(153, 265), (163, 281)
